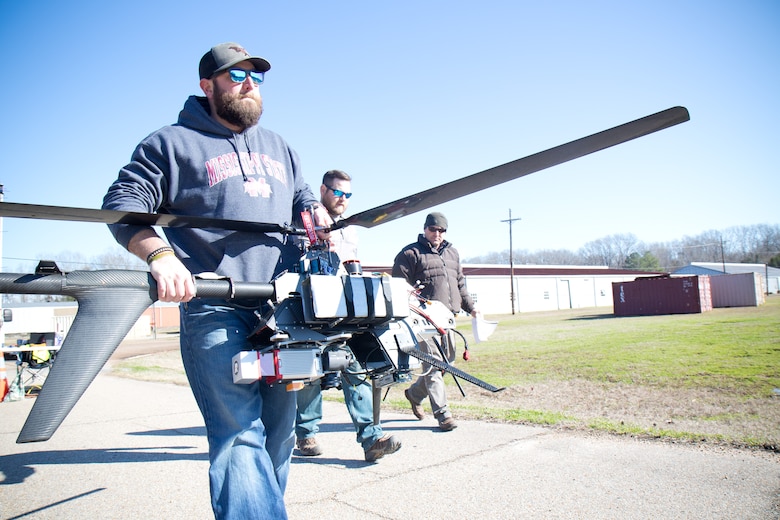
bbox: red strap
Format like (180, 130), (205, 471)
(300, 210), (318, 245)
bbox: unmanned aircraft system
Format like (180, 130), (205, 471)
(0, 106), (690, 443)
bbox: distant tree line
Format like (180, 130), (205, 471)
(464, 223), (780, 272)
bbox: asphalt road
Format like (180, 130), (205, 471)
(1, 338), (778, 519)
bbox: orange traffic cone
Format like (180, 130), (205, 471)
(0, 354), (9, 402)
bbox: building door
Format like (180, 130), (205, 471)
(557, 279), (572, 310)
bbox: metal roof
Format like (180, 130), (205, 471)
(673, 262), (780, 277)
(363, 264), (662, 277)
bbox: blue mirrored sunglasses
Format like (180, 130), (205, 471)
(227, 68), (265, 85)
(325, 185), (352, 199)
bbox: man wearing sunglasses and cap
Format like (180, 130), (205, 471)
(294, 169), (402, 462)
(103, 42), (332, 519)
(392, 212), (479, 432)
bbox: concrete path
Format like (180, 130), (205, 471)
(1, 374), (778, 519)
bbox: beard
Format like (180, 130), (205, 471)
(213, 83), (263, 129)
(324, 200), (347, 217)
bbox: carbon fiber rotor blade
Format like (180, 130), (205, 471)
(336, 106), (689, 229)
(0, 202), (304, 235)
(0, 107), (687, 235)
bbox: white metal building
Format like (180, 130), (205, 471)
(461, 265), (660, 314)
(367, 264), (659, 315)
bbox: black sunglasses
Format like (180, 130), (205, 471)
(427, 226), (446, 233)
(325, 185), (352, 199)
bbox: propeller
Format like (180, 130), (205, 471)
(338, 106), (689, 229)
(0, 107), (689, 233)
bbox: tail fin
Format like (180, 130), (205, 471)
(3, 270), (155, 442)
(1, 268), (276, 443)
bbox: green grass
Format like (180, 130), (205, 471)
(453, 404), (576, 425)
(111, 354), (189, 386)
(379, 294), (780, 449)
(455, 297), (780, 395)
(585, 417), (728, 443)
(115, 295), (780, 450)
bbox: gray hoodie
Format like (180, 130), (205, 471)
(102, 95), (317, 283)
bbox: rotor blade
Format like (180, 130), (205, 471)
(336, 106), (690, 229)
(0, 202), (304, 235)
(0, 107), (687, 234)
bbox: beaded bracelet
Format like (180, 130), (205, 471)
(146, 246), (175, 264)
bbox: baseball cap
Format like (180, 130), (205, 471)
(199, 42), (271, 79)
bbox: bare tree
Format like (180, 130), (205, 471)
(524, 249), (582, 265)
(643, 241), (677, 271)
(723, 224), (780, 263)
(673, 230), (723, 265)
(613, 233), (641, 266)
(463, 224), (780, 271)
(94, 248), (146, 270)
(579, 233), (640, 267)
(579, 237), (614, 266)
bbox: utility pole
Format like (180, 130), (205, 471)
(500, 209), (521, 315)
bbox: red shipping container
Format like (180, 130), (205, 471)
(612, 275), (712, 316)
(709, 272), (765, 308)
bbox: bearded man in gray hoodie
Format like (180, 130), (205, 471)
(103, 42), (332, 520)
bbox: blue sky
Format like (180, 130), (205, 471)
(0, 1), (778, 271)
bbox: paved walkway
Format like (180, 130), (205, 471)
(1, 373), (778, 519)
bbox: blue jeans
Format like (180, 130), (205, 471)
(295, 354), (383, 451)
(181, 299), (296, 520)
(295, 383), (322, 438)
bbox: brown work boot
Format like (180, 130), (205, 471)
(296, 437), (323, 456)
(438, 417), (458, 432)
(404, 389), (425, 420)
(364, 435), (402, 462)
